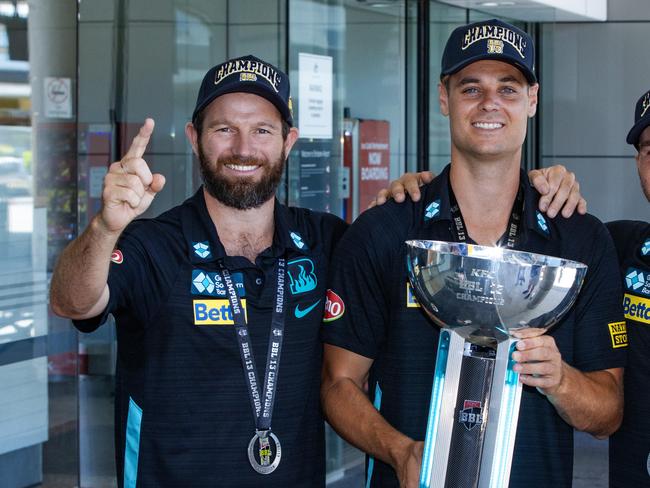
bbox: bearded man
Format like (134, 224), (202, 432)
(50, 55), (348, 488)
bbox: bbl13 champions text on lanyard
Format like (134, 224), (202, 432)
(220, 259), (286, 474)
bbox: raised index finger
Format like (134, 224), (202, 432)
(124, 118), (155, 160)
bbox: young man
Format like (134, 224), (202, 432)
(607, 88), (650, 488)
(321, 19), (626, 488)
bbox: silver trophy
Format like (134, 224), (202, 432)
(406, 240), (587, 488)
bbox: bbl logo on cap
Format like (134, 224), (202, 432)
(487, 39), (504, 54)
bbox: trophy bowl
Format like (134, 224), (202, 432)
(406, 240), (588, 345)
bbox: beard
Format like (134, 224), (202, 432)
(198, 142), (285, 210)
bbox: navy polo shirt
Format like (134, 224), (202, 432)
(608, 220), (650, 488)
(322, 164), (626, 488)
(74, 188), (347, 488)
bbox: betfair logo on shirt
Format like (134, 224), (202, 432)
(406, 282), (420, 308)
(193, 299), (247, 325)
(623, 293), (650, 325)
(607, 321), (628, 349)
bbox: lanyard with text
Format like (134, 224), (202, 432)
(219, 259), (286, 475)
(448, 179), (525, 249)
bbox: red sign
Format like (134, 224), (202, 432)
(358, 120), (390, 210)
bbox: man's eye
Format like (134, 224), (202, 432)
(257, 128), (270, 134)
(463, 87), (479, 94)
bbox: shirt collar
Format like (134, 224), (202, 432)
(181, 187), (312, 265)
(421, 164), (551, 241)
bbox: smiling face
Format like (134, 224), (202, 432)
(185, 92), (298, 210)
(636, 125), (650, 202)
(439, 60), (538, 164)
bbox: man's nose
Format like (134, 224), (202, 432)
(479, 90), (500, 111)
(232, 133), (255, 158)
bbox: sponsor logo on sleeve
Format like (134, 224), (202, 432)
(191, 270), (245, 297)
(623, 293), (650, 325)
(287, 258), (317, 295)
(193, 299), (247, 325)
(406, 282), (421, 308)
(608, 321), (628, 348)
(110, 250), (123, 264)
(323, 289), (345, 323)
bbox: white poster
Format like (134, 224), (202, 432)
(298, 53), (333, 140)
(44, 77), (72, 119)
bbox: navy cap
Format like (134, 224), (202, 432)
(441, 19), (536, 84)
(192, 55), (293, 126)
(626, 89), (650, 147)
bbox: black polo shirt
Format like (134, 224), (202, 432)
(322, 164), (626, 488)
(74, 188), (347, 488)
(608, 220), (650, 488)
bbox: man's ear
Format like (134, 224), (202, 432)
(283, 127), (300, 159)
(438, 81), (450, 117)
(185, 122), (199, 157)
(527, 83), (540, 118)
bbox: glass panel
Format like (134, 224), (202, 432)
(0, 0), (80, 486)
(288, 0), (412, 484)
(288, 0), (411, 223)
(428, 2), (466, 175)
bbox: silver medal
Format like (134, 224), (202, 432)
(247, 430), (281, 474)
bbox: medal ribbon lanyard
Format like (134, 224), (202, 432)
(448, 178), (525, 249)
(220, 259), (286, 435)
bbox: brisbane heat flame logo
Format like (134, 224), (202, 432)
(287, 258), (317, 295)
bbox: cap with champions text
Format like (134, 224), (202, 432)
(192, 54), (293, 126)
(440, 18), (536, 84)
(626, 89), (650, 148)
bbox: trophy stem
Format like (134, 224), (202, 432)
(419, 333), (524, 488)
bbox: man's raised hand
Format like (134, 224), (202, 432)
(99, 118), (166, 233)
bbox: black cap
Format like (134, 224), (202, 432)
(192, 55), (293, 126)
(626, 89), (650, 147)
(441, 19), (536, 84)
